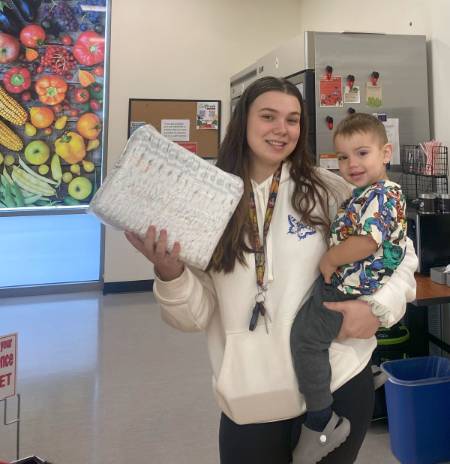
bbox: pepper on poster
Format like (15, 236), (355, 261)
(320, 76), (343, 107)
(196, 102), (219, 129)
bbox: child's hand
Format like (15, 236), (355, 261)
(320, 254), (337, 284)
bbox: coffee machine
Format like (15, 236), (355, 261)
(407, 209), (450, 274)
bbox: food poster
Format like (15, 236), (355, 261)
(196, 102), (219, 129)
(0, 0), (109, 210)
(366, 82), (383, 108)
(319, 76), (343, 108)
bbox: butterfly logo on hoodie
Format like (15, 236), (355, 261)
(287, 214), (316, 240)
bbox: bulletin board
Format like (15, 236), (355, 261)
(127, 99), (221, 158)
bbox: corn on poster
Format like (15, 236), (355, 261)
(0, 0), (109, 210)
(0, 334), (17, 401)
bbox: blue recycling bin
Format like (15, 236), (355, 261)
(381, 356), (450, 464)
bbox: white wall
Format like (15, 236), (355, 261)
(103, 0), (302, 282)
(297, 0), (430, 36)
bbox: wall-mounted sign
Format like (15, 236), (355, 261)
(0, 333), (17, 401)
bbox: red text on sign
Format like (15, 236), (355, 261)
(0, 373), (12, 388)
(0, 354), (14, 368)
(0, 339), (12, 352)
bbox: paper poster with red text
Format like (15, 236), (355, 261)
(320, 76), (343, 107)
(0, 334), (17, 400)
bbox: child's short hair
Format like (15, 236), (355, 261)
(333, 113), (388, 145)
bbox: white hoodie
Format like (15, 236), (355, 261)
(154, 164), (417, 425)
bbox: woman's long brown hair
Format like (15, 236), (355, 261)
(208, 76), (334, 273)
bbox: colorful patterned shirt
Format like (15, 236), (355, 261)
(330, 180), (407, 296)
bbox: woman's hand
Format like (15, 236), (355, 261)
(323, 299), (380, 340)
(125, 226), (184, 281)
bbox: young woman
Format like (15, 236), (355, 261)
(126, 77), (417, 464)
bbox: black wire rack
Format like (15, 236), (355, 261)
(400, 145), (448, 200)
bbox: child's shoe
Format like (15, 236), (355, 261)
(292, 412), (350, 464)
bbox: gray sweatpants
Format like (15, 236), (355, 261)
(290, 276), (358, 411)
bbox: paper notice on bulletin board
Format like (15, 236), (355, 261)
(129, 121), (147, 137)
(161, 119), (190, 141)
(383, 118), (400, 164)
(320, 76), (343, 107)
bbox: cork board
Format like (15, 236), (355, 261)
(128, 99), (221, 158)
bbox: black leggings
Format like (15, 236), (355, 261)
(219, 362), (374, 464)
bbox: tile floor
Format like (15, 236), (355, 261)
(0, 291), (399, 463)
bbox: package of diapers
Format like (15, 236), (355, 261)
(88, 124), (244, 270)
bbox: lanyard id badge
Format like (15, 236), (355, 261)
(248, 163), (282, 332)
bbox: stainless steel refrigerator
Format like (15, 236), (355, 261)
(230, 31), (430, 168)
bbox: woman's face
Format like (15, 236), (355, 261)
(246, 90), (301, 175)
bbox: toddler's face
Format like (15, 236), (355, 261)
(334, 131), (392, 188)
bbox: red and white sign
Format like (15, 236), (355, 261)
(0, 333), (17, 400)
(176, 141), (198, 154)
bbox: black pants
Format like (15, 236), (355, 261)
(219, 362), (374, 464)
